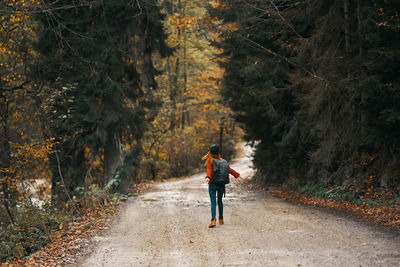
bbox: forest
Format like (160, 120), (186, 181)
(1, 0), (399, 263)
(208, 0), (400, 194)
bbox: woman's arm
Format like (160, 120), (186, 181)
(205, 159), (213, 183)
(229, 168), (240, 178)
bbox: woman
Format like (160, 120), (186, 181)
(202, 144), (240, 228)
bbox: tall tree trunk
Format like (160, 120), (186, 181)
(141, 53), (156, 101)
(356, 0), (363, 57)
(174, 52), (181, 129)
(182, 2), (188, 129)
(32, 93), (61, 202)
(0, 93), (10, 169)
(343, 0), (351, 54)
(219, 121), (224, 156)
(140, 9), (156, 102)
(357, 0), (366, 138)
(175, 0), (182, 129)
(50, 143), (63, 203)
(104, 132), (123, 183)
(343, 0), (351, 79)
(0, 92), (15, 224)
(167, 57), (177, 132)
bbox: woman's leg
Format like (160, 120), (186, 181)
(208, 183), (216, 220)
(217, 185), (224, 219)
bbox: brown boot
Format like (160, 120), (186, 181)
(219, 218), (224, 225)
(208, 219), (216, 228)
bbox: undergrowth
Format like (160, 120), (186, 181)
(288, 183), (400, 207)
(0, 187), (127, 262)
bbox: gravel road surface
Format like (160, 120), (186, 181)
(80, 145), (400, 267)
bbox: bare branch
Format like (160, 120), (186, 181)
(219, 24), (327, 83)
(244, 1), (304, 39)
(0, 81), (30, 92)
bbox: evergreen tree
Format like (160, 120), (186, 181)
(208, 0), (308, 182)
(31, 0), (170, 199)
(209, 0), (400, 188)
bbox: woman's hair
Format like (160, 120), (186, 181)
(210, 144), (219, 155)
(202, 144), (221, 165)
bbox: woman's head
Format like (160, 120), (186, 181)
(210, 144), (219, 155)
(202, 144), (221, 164)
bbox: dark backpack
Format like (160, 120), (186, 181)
(213, 158), (230, 185)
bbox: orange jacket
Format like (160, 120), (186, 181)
(205, 159), (240, 184)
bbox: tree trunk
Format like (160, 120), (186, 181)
(343, 0), (351, 54)
(142, 53), (156, 101)
(0, 93), (11, 169)
(32, 93), (62, 202)
(356, 0), (363, 57)
(140, 10), (156, 102)
(167, 57), (177, 132)
(2, 197), (14, 225)
(104, 132), (123, 183)
(175, 55), (180, 129)
(181, 2), (188, 129)
(50, 143), (63, 203)
(219, 121), (224, 156)
(357, 0), (366, 138)
(0, 92), (16, 223)
(175, 0), (182, 129)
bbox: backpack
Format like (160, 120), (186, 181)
(213, 158), (230, 185)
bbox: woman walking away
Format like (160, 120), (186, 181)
(202, 144), (240, 228)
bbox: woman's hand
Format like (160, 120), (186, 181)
(205, 177), (210, 184)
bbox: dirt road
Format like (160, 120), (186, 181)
(81, 145), (400, 266)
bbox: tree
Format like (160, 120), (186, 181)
(208, 0), (306, 183)
(208, 0), (400, 189)
(0, 0), (39, 224)
(31, 0), (170, 198)
(139, 0), (242, 181)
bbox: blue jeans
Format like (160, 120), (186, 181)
(209, 183), (225, 220)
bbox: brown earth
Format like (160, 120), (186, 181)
(76, 145), (400, 267)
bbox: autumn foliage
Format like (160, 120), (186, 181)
(269, 189), (400, 231)
(240, 177), (400, 231)
(1, 0), (399, 263)
(0, 0), (242, 262)
(139, 0), (241, 181)
(1, 197), (121, 266)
